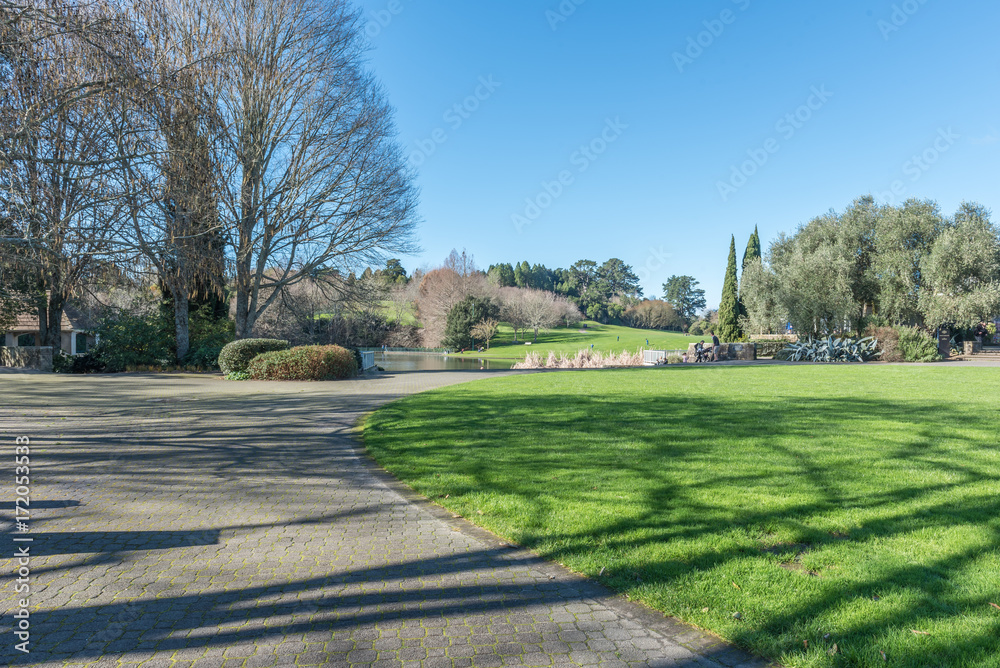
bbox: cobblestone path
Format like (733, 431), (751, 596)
(1, 371), (767, 668)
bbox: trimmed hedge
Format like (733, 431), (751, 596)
(247, 345), (358, 381)
(218, 338), (289, 375)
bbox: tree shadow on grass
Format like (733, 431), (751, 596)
(366, 382), (1000, 667)
(4, 369), (999, 666)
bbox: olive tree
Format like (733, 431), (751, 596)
(771, 216), (857, 336)
(737, 257), (786, 335)
(919, 202), (1000, 328)
(873, 198), (945, 326)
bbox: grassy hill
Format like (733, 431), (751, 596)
(451, 321), (695, 360)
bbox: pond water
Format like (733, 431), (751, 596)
(373, 352), (516, 371)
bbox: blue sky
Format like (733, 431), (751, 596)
(358, 0), (1000, 307)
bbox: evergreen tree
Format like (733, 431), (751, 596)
(383, 259), (408, 284)
(487, 263), (516, 287)
(738, 226), (760, 322)
(718, 235), (744, 341)
(742, 226), (761, 271)
(661, 275), (706, 323)
(513, 261), (531, 288)
(443, 296), (499, 350)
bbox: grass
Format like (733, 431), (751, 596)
(452, 320), (694, 359)
(364, 365), (1000, 667)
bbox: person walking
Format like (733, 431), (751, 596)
(711, 333), (721, 361)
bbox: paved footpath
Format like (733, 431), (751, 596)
(1, 371), (768, 668)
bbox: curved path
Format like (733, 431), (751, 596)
(1, 371), (767, 668)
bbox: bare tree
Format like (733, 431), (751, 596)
(498, 287), (528, 343)
(386, 278), (418, 325)
(559, 296), (583, 327)
(498, 287), (578, 342)
(1, 0), (128, 156)
(520, 288), (563, 342)
(1, 0), (126, 349)
(109, 0), (227, 360)
(415, 254), (493, 347)
(210, 0), (418, 338)
(470, 317), (498, 350)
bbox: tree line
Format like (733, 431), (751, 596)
(370, 251), (712, 349)
(1, 0), (417, 361)
(728, 196), (1000, 339)
(485, 258), (643, 323)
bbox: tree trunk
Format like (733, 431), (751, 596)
(44, 294), (65, 351)
(533, 327), (539, 342)
(234, 262), (251, 339)
(36, 301), (48, 347)
(174, 291), (190, 362)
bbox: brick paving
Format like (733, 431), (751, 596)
(1, 371), (768, 667)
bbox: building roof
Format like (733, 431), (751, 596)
(9, 304), (95, 333)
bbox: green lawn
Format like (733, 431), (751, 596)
(364, 366), (1000, 667)
(453, 321), (694, 359)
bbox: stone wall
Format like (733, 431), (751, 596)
(686, 342), (756, 361)
(0, 346), (54, 372)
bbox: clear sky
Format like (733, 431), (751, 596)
(357, 0), (1000, 307)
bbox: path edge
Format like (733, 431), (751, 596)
(350, 409), (778, 668)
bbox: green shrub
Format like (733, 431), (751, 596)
(93, 308), (172, 372)
(182, 344), (225, 369)
(53, 351), (106, 374)
(861, 313), (891, 330)
(246, 345), (357, 381)
(218, 338), (289, 375)
(896, 326), (941, 362)
(185, 304), (234, 368)
(691, 320), (715, 335)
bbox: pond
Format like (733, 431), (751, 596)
(373, 352), (517, 372)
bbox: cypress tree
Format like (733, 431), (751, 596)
(718, 235), (744, 341)
(742, 225), (761, 271)
(738, 226), (760, 322)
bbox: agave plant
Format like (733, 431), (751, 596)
(781, 336), (880, 362)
